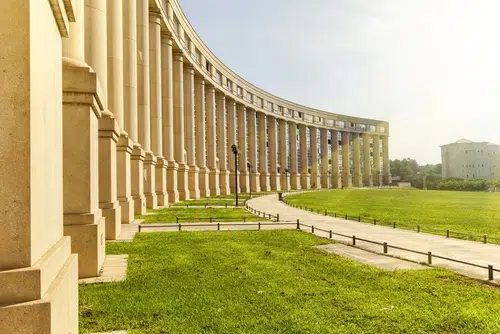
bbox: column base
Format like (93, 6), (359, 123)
(321, 173), (330, 189)
(118, 196), (134, 224)
(220, 169), (231, 195)
(198, 166), (211, 197)
(250, 171), (261, 193)
(270, 172), (281, 191)
(155, 157), (168, 206)
(209, 168), (220, 196)
(290, 173), (301, 190)
(188, 165), (201, 199)
(117, 135), (134, 223)
(178, 163), (190, 200)
(0, 237), (78, 333)
(260, 171), (270, 192)
(64, 213), (106, 278)
(383, 173), (392, 186)
(280, 174), (291, 191)
(167, 160), (179, 203)
(229, 170), (240, 193)
(100, 200), (122, 241)
(353, 174), (363, 188)
(363, 175), (374, 187)
(342, 173), (353, 188)
(239, 171), (250, 193)
(374, 172), (383, 186)
(301, 173), (311, 189)
(331, 173), (341, 189)
(131, 146), (146, 215)
(144, 152), (158, 209)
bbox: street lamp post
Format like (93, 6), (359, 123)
(247, 162), (252, 198)
(231, 144), (239, 206)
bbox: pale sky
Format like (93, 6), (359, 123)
(179, 0), (500, 164)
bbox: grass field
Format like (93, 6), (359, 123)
(285, 189), (500, 239)
(80, 230), (500, 333)
(140, 207), (269, 223)
(171, 192), (280, 207)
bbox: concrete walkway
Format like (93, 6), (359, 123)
(247, 194), (500, 281)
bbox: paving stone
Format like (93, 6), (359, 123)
(79, 255), (128, 285)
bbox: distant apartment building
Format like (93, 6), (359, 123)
(441, 139), (500, 180)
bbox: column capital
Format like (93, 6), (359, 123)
(173, 50), (184, 61)
(161, 32), (174, 43)
(184, 64), (195, 73)
(149, 10), (162, 23)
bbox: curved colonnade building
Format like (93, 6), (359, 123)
(0, 0), (390, 331)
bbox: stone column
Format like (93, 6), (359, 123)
(289, 123), (300, 190)
(124, 0), (146, 214)
(217, 92), (231, 195)
(279, 119), (290, 190)
(373, 135), (382, 186)
(206, 85), (220, 195)
(382, 135), (392, 185)
(238, 104), (250, 192)
(269, 116), (281, 190)
(299, 124), (310, 189)
(161, 33), (179, 202)
(184, 64), (200, 199)
(310, 127), (320, 189)
(352, 133), (362, 187)
(108, 0), (134, 224)
(330, 130), (341, 188)
(363, 133), (373, 187)
(258, 112), (270, 191)
(195, 76), (210, 197)
(149, 11), (168, 206)
(320, 128), (329, 189)
(342, 132), (352, 188)
(248, 109), (261, 192)
(227, 99), (239, 193)
(85, 0), (122, 244)
(0, 2), (77, 330)
(173, 51), (190, 200)
(137, 0), (157, 208)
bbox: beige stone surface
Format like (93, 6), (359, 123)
(79, 255), (128, 284)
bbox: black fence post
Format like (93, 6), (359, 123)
(446, 230), (450, 238)
(373, 219), (377, 225)
(383, 242), (388, 254)
(296, 219), (300, 230)
(277, 214), (280, 222)
(325, 210), (327, 216)
(428, 252), (432, 264)
(138, 225), (142, 232)
(352, 235), (356, 246)
(210, 217), (213, 223)
(176, 217), (179, 224)
(392, 222), (396, 229)
(243, 217), (246, 223)
(258, 222), (261, 230)
(312, 226), (315, 234)
(217, 223), (220, 231)
(358, 216), (361, 222)
(334, 212), (337, 218)
(329, 230), (332, 239)
(225, 203), (228, 208)
(417, 225), (420, 233)
(489, 265), (494, 280)
(178, 224), (181, 231)
(484, 235), (487, 244)
(345, 214), (348, 220)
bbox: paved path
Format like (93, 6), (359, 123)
(247, 194), (500, 281)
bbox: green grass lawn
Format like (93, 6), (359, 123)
(285, 189), (500, 240)
(171, 192), (280, 207)
(140, 207), (269, 223)
(80, 230), (500, 333)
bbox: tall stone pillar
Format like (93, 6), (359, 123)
(149, 12), (168, 206)
(320, 128), (329, 189)
(173, 51), (190, 200)
(217, 92), (231, 195)
(137, 0), (157, 208)
(0, 1), (77, 332)
(382, 135), (392, 185)
(161, 33), (179, 202)
(269, 116), (281, 190)
(299, 124), (310, 189)
(258, 112), (270, 191)
(124, 0), (146, 214)
(310, 127), (320, 189)
(85, 0), (122, 247)
(279, 119), (290, 190)
(352, 133), (362, 187)
(330, 130), (341, 188)
(184, 64), (200, 199)
(238, 104), (250, 192)
(206, 85), (220, 195)
(373, 135), (382, 186)
(363, 133), (373, 187)
(195, 76), (210, 197)
(227, 99), (239, 193)
(108, 0), (134, 225)
(342, 132), (352, 188)
(289, 123), (300, 190)
(248, 110), (261, 192)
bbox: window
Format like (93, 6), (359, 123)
(298, 112), (302, 118)
(267, 101), (273, 111)
(195, 50), (201, 64)
(278, 106), (283, 114)
(216, 71), (222, 84)
(226, 78), (232, 88)
(206, 61), (211, 73)
(237, 86), (243, 96)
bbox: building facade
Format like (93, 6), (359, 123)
(0, 0), (390, 331)
(441, 139), (500, 180)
